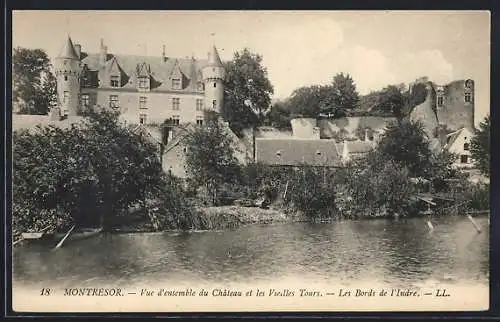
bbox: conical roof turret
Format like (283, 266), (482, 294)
(58, 36), (79, 60)
(208, 45), (223, 67)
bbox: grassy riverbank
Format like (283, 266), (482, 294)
(112, 205), (305, 233)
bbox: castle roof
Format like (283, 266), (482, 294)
(255, 138), (341, 167)
(80, 52), (210, 91)
(58, 36), (79, 60)
(207, 45), (223, 67)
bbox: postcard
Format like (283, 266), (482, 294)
(10, 10), (491, 313)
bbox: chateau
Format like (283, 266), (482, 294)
(54, 36), (226, 125)
(13, 36), (478, 177)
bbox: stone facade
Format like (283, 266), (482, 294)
(409, 78), (475, 138)
(55, 36), (225, 126)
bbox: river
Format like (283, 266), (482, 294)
(12, 215), (489, 312)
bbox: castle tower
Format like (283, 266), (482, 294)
(55, 36), (81, 116)
(202, 45), (225, 114)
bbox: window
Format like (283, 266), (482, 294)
(172, 78), (181, 90)
(437, 96), (444, 107)
(138, 76), (149, 89)
(212, 99), (217, 109)
(139, 96), (147, 109)
(172, 97), (180, 110)
(80, 94), (90, 107)
(196, 116), (203, 126)
(196, 99), (204, 111)
(197, 82), (204, 91)
(460, 155), (469, 163)
(172, 115), (180, 126)
(64, 75), (68, 82)
(109, 95), (119, 109)
(464, 143), (470, 151)
(110, 75), (120, 87)
(63, 91), (69, 104)
(139, 113), (147, 124)
(213, 82), (217, 88)
(465, 92), (472, 103)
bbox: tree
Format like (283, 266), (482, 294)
(13, 108), (170, 232)
(184, 111), (241, 205)
(13, 47), (57, 115)
(222, 48), (274, 136)
(286, 85), (330, 118)
(264, 100), (292, 130)
(320, 73), (360, 117)
(470, 115), (490, 176)
(376, 119), (432, 178)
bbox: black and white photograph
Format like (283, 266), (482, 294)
(10, 10), (491, 312)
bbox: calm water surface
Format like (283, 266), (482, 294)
(13, 216), (489, 289)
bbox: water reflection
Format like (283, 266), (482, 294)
(13, 216), (489, 289)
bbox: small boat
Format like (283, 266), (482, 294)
(53, 227), (103, 243)
(21, 225), (54, 240)
(21, 232), (51, 240)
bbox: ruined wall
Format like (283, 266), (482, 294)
(436, 80), (475, 132)
(290, 118), (320, 139)
(318, 116), (396, 140)
(409, 82), (439, 138)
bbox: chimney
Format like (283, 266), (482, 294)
(162, 45), (166, 62)
(99, 38), (107, 67)
(364, 128), (369, 141)
(74, 44), (81, 59)
(207, 51), (212, 61)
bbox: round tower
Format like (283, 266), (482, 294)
(54, 36), (81, 116)
(202, 45), (225, 114)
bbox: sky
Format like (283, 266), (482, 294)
(12, 10), (490, 125)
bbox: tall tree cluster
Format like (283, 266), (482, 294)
(222, 48), (274, 137)
(13, 108), (180, 232)
(13, 47), (57, 115)
(470, 115), (490, 177)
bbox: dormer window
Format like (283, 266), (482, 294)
(138, 76), (149, 89)
(316, 150), (321, 155)
(172, 78), (181, 90)
(276, 150), (281, 157)
(110, 75), (120, 87)
(465, 92), (472, 103)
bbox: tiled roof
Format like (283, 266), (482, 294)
(80, 52), (209, 91)
(255, 138), (341, 167)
